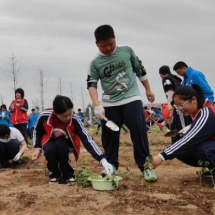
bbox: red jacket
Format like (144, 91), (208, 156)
(10, 99), (28, 125)
(34, 109), (104, 162)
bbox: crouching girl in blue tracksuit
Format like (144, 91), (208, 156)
(151, 84), (215, 175)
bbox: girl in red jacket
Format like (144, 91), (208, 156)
(32, 95), (113, 184)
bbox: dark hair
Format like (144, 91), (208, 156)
(173, 84), (205, 108)
(31, 108), (35, 111)
(173, 61), (188, 71)
(159, 65), (171, 75)
(94, 25), (115, 43)
(0, 124), (11, 138)
(15, 88), (25, 99)
(78, 108), (81, 112)
(1, 104), (7, 110)
(53, 95), (73, 114)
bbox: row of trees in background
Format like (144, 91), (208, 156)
(1, 54), (89, 112)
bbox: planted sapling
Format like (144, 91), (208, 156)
(197, 160), (215, 188)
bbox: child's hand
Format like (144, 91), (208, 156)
(32, 149), (42, 161)
(13, 152), (22, 161)
(151, 155), (163, 168)
(146, 90), (155, 103)
(94, 105), (105, 119)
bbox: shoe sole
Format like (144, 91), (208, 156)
(144, 177), (157, 182)
(202, 175), (214, 178)
(67, 182), (76, 185)
(49, 181), (59, 184)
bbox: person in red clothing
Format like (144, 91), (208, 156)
(32, 95), (113, 184)
(9, 88), (28, 143)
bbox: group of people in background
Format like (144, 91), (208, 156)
(153, 61), (215, 174)
(0, 88), (39, 141)
(0, 88), (36, 168)
(0, 24), (215, 186)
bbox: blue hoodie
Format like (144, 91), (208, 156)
(28, 113), (39, 130)
(0, 110), (13, 127)
(182, 67), (214, 103)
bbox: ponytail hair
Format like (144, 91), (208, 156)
(173, 84), (205, 108)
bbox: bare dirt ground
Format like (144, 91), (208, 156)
(0, 128), (215, 215)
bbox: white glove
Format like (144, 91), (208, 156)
(13, 152), (22, 161)
(94, 105), (105, 119)
(100, 158), (113, 176)
(178, 124), (191, 136)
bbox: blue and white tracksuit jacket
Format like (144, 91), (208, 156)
(160, 106), (215, 166)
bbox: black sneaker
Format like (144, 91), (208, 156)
(201, 171), (215, 178)
(49, 177), (60, 184)
(66, 177), (76, 185)
(12, 161), (21, 169)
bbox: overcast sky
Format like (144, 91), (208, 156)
(0, 0), (215, 112)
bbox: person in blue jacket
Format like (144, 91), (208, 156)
(27, 108), (39, 139)
(77, 108), (85, 123)
(150, 84), (215, 177)
(0, 104), (13, 127)
(173, 61), (214, 103)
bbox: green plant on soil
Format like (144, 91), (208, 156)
(75, 167), (96, 187)
(120, 167), (131, 180)
(197, 160), (215, 189)
(76, 167), (120, 189)
(21, 155), (31, 162)
(145, 156), (153, 170)
(15, 176), (22, 185)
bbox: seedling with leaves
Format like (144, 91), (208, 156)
(145, 156), (153, 170)
(120, 167), (131, 180)
(75, 167), (96, 187)
(197, 160), (215, 188)
(15, 176), (22, 185)
(76, 167), (121, 189)
(21, 155), (31, 162)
